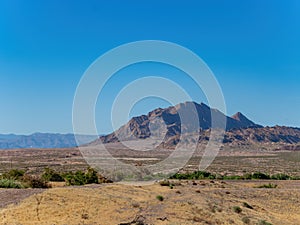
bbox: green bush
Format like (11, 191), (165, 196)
(64, 171), (86, 186)
(270, 173), (291, 180)
(156, 195), (164, 201)
(258, 220), (272, 225)
(233, 206), (242, 213)
(1, 169), (25, 180)
(251, 172), (270, 180)
(169, 171), (299, 181)
(223, 175), (243, 180)
(0, 168), (108, 188)
(64, 167), (99, 186)
(169, 171), (214, 180)
(42, 168), (64, 182)
(0, 178), (24, 188)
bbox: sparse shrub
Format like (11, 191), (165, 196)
(159, 179), (176, 189)
(156, 195), (164, 201)
(233, 206), (242, 213)
(170, 171), (290, 180)
(215, 174), (224, 180)
(291, 175), (300, 180)
(169, 170), (300, 181)
(209, 204), (218, 213)
(84, 167), (99, 184)
(208, 174), (216, 179)
(22, 175), (50, 188)
(243, 202), (254, 209)
(243, 173), (254, 180)
(64, 171), (86, 186)
(98, 174), (113, 183)
(256, 183), (277, 189)
(42, 168), (64, 182)
(159, 180), (170, 186)
(2, 169), (25, 180)
(258, 220), (272, 225)
(0, 178), (24, 188)
(63, 167), (99, 186)
(251, 172), (270, 180)
(242, 217), (250, 224)
(270, 173), (290, 180)
(170, 171), (214, 180)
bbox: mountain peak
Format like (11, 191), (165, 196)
(96, 101), (264, 145)
(231, 112), (261, 128)
(232, 112), (246, 121)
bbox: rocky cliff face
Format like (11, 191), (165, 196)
(90, 102), (300, 149)
(223, 126), (300, 145)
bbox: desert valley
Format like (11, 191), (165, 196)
(1, 2), (299, 224)
(0, 102), (300, 225)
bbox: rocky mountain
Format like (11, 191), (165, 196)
(90, 101), (300, 149)
(3, 102), (297, 150)
(224, 126), (300, 145)
(0, 133), (98, 149)
(95, 101), (271, 146)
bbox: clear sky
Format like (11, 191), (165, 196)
(0, 0), (299, 134)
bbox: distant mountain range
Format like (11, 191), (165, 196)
(92, 101), (300, 149)
(0, 133), (97, 149)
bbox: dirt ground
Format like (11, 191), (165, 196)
(0, 189), (44, 209)
(0, 180), (300, 225)
(1, 147), (300, 177)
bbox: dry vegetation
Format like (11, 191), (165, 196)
(0, 146), (300, 224)
(1, 146), (300, 177)
(0, 180), (300, 224)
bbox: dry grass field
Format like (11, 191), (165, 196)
(0, 180), (300, 225)
(1, 146), (300, 224)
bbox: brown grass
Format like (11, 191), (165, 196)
(0, 180), (299, 224)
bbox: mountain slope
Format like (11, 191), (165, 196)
(96, 101), (262, 145)
(224, 126), (300, 145)
(91, 101), (300, 149)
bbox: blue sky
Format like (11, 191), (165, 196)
(0, 0), (299, 134)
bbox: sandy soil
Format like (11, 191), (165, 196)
(0, 180), (300, 225)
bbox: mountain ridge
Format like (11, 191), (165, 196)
(1, 102), (299, 149)
(0, 133), (97, 149)
(87, 101), (300, 149)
